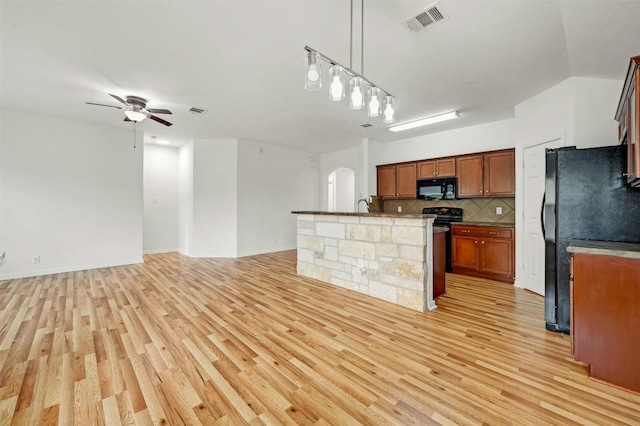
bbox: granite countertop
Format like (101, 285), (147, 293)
(292, 211), (437, 219)
(454, 221), (515, 228)
(567, 240), (640, 259)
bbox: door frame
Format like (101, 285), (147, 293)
(515, 133), (567, 292)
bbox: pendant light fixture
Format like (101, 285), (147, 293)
(329, 65), (345, 101)
(305, 51), (322, 91)
(367, 87), (381, 117)
(304, 0), (395, 124)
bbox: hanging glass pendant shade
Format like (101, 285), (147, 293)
(382, 95), (396, 124)
(329, 65), (345, 101)
(305, 51), (322, 91)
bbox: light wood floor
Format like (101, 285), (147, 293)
(1, 251), (639, 425)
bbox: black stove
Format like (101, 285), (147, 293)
(423, 207), (464, 272)
(422, 207), (464, 225)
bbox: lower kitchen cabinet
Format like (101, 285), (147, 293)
(570, 250), (640, 393)
(451, 224), (514, 283)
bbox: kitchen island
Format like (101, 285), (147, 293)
(292, 211), (445, 312)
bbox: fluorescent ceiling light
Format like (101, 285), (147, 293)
(388, 110), (459, 132)
(155, 139), (170, 145)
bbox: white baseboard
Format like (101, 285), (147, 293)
(143, 248), (178, 255)
(0, 257), (144, 280)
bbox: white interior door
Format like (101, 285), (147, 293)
(521, 137), (565, 295)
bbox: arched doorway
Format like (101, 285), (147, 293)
(328, 167), (355, 212)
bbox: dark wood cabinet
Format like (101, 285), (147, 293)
(456, 149), (515, 198)
(376, 162), (417, 199)
(615, 55), (640, 187)
(433, 231), (446, 298)
(451, 224), (514, 283)
(571, 252), (640, 393)
(456, 155), (484, 197)
(377, 148), (514, 200)
(377, 165), (397, 198)
(417, 157), (456, 179)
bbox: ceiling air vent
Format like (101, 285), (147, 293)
(189, 107), (207, 114)
(403, 2), (449, 34)
(360, 123), (373, 128)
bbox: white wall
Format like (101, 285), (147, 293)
(143, 144), (178, 253)
(574, 77), (622, 148)
(0, 109), (143, 279)
(371, 119), (516, 166)
(320, 146), (360, 211)
(180, 139), (239, 257)
(334, 167), (355, 212)
(237, 140), (320, 257)
(177, 141), (194, 254)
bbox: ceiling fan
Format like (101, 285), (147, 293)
(86, 94), (173, 126)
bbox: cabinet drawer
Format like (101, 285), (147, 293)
(452, 225), (513, 239)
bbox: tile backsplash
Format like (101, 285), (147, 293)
(371, 197), (516, 224)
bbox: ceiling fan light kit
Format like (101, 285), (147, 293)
(124, 110), (147, 122)
(86, 94), (173, 127)
(304, 0), (395, 124)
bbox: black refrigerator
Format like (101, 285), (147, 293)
(544, 145), (640, 334)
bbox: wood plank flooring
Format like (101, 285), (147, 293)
(1, 250), (639, 425)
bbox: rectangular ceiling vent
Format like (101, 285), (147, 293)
(189, 107), (207, 114)
(403, 2), (448, 34)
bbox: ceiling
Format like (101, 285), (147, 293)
(2, 1), (639, 153)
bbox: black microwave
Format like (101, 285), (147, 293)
(417, 177), (457, 200)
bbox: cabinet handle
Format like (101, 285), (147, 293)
(461, 230), (470, 233)
(489, 231), (498, 235)
(474, 240), (478, 244)
(481, 241), (485, 244)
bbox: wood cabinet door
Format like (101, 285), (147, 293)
(417, 160), (436, 179)
(433, 232), (446, 298)
(395, 163), (417, 198)
(377, 166), (396, 198)
(456, 155), (484, 198)
(479, 238), (513, 277)
(436, 158), (456, 177)
(452, 235), (479, 271)
(484, 150), (515, 197)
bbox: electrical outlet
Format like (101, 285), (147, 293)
(397, 206), (402, 213)
(496, 207), (503, 215)
(357, 259), (364, 268)
(32, 256), (40, 264)
(273, 238), (278, 245)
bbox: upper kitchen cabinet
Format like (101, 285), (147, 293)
(377, 162), (417, 199)
(457, 149), (515, 198)
(615, 55), (640, 187)
(417, 157), (456, 179)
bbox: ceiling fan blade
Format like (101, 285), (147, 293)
(86, 102), (123, 109)
(149, 115), (173, 127)
(146, 108), (172, 115)
(109, 94), (128, 106)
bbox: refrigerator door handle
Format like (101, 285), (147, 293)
(540, 192), (546, 239)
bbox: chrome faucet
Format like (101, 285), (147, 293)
(357, 198), (370, 213)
